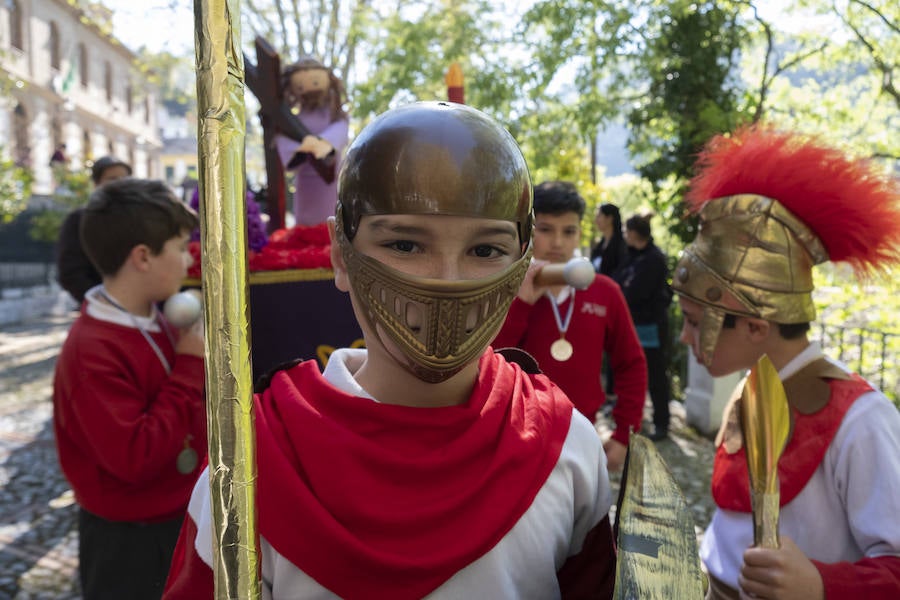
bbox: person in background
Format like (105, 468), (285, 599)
(57, 156), (133, 304)
(50, 143), (69, 191)
(164, 102), (617, 599)
(50, 143), (68, 168)
(494, 181), (647, 471)
(675, 125), (900, 599)
(589, 203), (628, 278)
(614, 213), (673, 441)
(589, 202), (629, 399)
(53, 178), (206, 599)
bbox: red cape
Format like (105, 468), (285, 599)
(256, 349), (574, 599)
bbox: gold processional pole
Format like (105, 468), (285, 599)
(193, 0), (261, 598)
(741, 355), (791, 549)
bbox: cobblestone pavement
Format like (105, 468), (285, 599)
(0, 313), (717, 598)
(1, 313), (80, 599)
(597, 404), (717, 547)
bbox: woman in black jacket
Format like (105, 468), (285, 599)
(589, 203), (628, 277)
(614, 214), (673, 441)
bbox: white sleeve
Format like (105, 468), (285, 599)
(561, 411), (614, 555)
(828, 391), (900, 557)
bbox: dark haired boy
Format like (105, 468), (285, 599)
(494, 180), (647, 471)
(53, 178), (207, 599)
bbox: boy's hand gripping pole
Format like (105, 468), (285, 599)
(740, 355), (791, 548)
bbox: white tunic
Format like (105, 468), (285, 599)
(701, 344), (900, 588)
(187, 349), (614, 599)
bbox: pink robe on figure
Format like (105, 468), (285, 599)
(275, 106), (349, 226)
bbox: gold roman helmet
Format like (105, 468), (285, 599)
(673, 194), (828, 364)
(336, 101), (534, 383)
(673, 125), (900, 365)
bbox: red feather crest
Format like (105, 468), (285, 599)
(685, 125), (900, 273)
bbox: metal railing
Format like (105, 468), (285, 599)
(0, 262), (54, 292)
(813, 323), (899, 402)
(666, 311), (899, 405)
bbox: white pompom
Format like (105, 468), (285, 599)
(563, 257), (596, 290)
(163, 290), (202, 328)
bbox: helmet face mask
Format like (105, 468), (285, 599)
(336, 102), (533, 383)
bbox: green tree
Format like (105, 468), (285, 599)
(28, 169), (92, 243)
(136, 50), (197, 122)
(751, 0), (899, 166)
(0, 150), (33, 224)
(627, 2), (746, 244)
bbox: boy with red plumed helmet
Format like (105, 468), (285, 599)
(674, 125), (900, 599)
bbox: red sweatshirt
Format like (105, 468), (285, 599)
(52, 310), (207, 522)
(493, 274), (647, 444)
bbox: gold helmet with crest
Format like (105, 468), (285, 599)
(674, 125), (900, 364)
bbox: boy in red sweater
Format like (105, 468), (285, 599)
(493, 181), (647, 470)
(52, 178), (207, 599)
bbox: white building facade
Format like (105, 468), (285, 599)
(0, 0), (161, 196)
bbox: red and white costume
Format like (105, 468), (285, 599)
(164, 348), (616, 599)
(493, 274), (647, 443)
(53, 286), (207, 522)
(702, 343), (900, 597)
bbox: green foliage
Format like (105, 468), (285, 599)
(812, 267), (900, 404)
(627, 2), (747, 245)
(137, 50), (196, 122)
(351, 0), (522, 122)
(739, 0), (899, 167)
(28, 169), (92, 243)
(0, 151), (33, 224)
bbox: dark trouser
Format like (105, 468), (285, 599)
(78, 508), (183, 600)
(643, 319), (671, 433)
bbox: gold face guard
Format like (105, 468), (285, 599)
(673, 194), (829, 365)
(338, 221), (532, 383)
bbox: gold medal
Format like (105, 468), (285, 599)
(177, 436), (199, 474)
(546, 287), (576, 362)
(550, 338), (574, 362)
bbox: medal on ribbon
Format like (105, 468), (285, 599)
(177, 435), (199, 474)
(547, 288), (575, 362)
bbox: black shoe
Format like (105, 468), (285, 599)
(647, 428), (668, 442)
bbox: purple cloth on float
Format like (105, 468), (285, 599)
(248, 277), (362, 383)
(275, 107), (349, 226)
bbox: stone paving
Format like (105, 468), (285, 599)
(0, 312), (717, 598)
(0, 313), (80, 599)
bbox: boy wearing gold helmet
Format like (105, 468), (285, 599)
(674, 126), (900, 599)
(164, 102), (617, 599)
